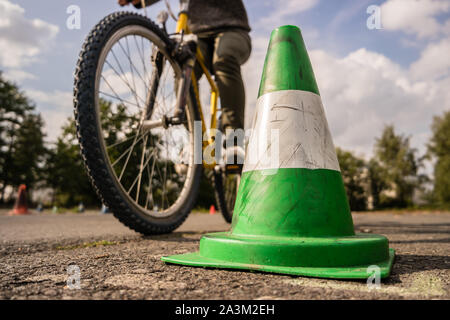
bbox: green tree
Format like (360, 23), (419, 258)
(367, 158), (387, 209)
(336, 148), (368, 211)
(10, 113), (46, 188)
(45, 117), (100, 207)
(0, 72), (45, 202)
(45, 98), (155, 207)
(372, 125), (422, 208)
(45, 98), (137, 207)
(46, 97), (199, 210)
(97, 99), (189, 210)
(427, 111), (450, 208)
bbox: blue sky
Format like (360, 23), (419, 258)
(5, 0), (426, 91)
(1, 0), (449, 164)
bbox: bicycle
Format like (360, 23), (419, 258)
(73, 0), (242, 234)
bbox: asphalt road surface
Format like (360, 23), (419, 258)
(0, 209), (449, 300)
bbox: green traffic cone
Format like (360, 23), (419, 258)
(162, 25), (395, 279)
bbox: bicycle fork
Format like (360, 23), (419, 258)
(142, 36), (197, 130)
(143, 48), (164, 122)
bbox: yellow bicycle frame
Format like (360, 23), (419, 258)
(176, 11), (220, 168)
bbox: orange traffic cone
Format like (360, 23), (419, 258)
(209, 205), (216, 215)
(9, 184), (30, 215)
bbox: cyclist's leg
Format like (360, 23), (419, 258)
(193, 37), (214, 82)
(212, 30), (251, 131)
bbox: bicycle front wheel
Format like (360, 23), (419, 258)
(74, 12), (201, 235)
(214, 170), (240, 223)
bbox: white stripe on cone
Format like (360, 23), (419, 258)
(244, 90), (340, 173)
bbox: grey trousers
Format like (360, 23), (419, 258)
(193, 29), (252, 130)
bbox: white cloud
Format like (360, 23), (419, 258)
(27, 89), (73, 110)
(381, 0), (450, 38)
(0, 0), (59, 68)
(242, 35), (270, 127)
(256, 0), (320, 30)
(3, 69), (36, 82)
(309, 47), (447, 158)
(444, 18), (450, 34)
(410, 36), (450, 80)
(242, 0), (450, 163)
(242, 38), (449, 161)
(26, 89), (73, 142)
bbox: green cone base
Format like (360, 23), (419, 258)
(161, 232), (395, 279)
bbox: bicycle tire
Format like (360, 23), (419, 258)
(213, 171), (240, 223)
(74, 11), (202, 235)
(213, 121), (241, 223)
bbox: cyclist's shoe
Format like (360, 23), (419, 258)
(221, 130), (245, 174)
(224, 146), (245, 174)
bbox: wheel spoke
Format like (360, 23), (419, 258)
(119, 38), (148, 91)
(107, 132), (138, 149)
(99, 90), (140, 109)
(118, 122), (145, 181)
(135, 135), (148, 202)
(94, 27), (192, 216)
(110, 132), (146, 166)
(104, 58), (145, 108)
(145, 152), (157, 210)
(127, 148), (156, 194)
(161, 141), (169, 209)
(134, 35), (150, 86)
